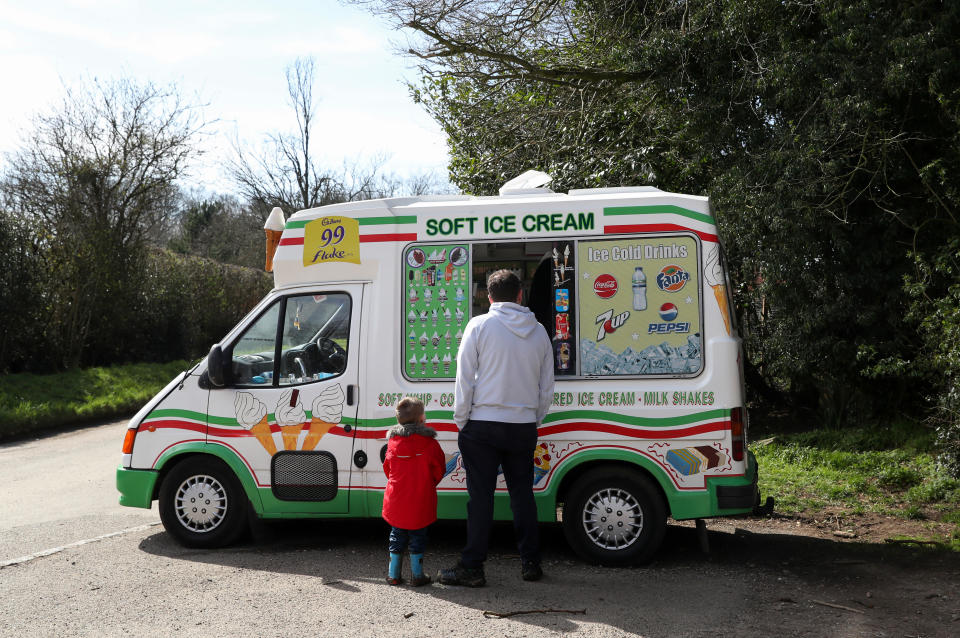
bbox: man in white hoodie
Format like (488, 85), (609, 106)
(439, 270), (555, 587)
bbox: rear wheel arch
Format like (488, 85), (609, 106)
(554, 455), (672, 518)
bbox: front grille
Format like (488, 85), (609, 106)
(272, 451), (338, 501)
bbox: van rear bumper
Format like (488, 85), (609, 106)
(716, 452), (759, 511)
(116, 466), (158, 509)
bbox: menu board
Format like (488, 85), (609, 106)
(549, 241), (577, 376)
(577, 236), (702, 376)
(403, 244), (470, 379)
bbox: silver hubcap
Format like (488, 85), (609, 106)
(581, 487), (643, 550)
(174, 474), (228, 533)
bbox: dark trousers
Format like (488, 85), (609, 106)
(458, 419), (540, 568)
(389, 526), (428, 554)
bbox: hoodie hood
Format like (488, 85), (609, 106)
(487, 302), (541, 338)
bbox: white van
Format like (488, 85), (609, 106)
(117, 177), (760, 564)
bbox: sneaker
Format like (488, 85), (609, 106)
(521, 561), (543, 582)
(386, 576), (403, 586)
(410, 574), (432, 587)
(438, 562), (486, 587)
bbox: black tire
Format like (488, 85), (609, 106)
(562, 468), (666, 566)
(158, 456), (248, 548)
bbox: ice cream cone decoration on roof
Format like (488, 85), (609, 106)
(264, 207), (285, 272)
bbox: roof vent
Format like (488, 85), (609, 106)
(499, 170), (553, 195)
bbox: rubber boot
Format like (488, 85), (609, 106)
(409, 553), (431, 586)
(387, 552), (403, 585)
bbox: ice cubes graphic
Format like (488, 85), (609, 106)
(580, 333), (702, 375)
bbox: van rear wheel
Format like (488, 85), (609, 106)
(159, 457), (247, 548)
(562, 468), (666, 565)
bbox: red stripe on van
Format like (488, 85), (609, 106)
(604, 223), (719, 243)
(278, 237), (303, 246)
(537, 420), (728, 439)
(359, 233), (418, 243)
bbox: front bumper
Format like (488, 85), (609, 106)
(116, 466), (159, 509)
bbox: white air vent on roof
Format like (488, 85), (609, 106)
(567, 186), (662, 195)
(499, 170), (554, 195)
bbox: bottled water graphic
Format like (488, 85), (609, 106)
(632, 267), (647, 311)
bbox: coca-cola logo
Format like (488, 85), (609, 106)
(593, 274), (618, 298)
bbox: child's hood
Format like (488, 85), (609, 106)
(388, 421), (437, 439)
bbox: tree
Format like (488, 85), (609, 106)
(2, 77), (207, 368)
(364, 0), (960, 423)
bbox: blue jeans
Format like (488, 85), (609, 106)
(458, 419), (540, 568)
(389, 526), (428, 554)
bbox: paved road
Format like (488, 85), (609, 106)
(1, 422), (958, 637)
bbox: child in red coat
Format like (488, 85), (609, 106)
(383, 397), (445, 586)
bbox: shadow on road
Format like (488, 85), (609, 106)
(137, 516), (960, 635)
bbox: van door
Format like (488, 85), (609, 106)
(206, 285), (363, 513)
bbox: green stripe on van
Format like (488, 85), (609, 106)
(603, 205), (714, 225)
(542, 408), (727, 427)
(284, 215), (417, 230)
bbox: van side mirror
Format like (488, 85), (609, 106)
(206, 344), (226, 388)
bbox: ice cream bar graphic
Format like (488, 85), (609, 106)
(443, 451), (460, 477)
(302, 384), (344, 450)
(442, 353), (452, 374)
(431, 331), (440, 347)
(275, 389), (306, 451)
(445, 262), (453, 281)
(234, 392), (276, 456)
(665, 446), (729, 476)
(263, 207), (285, 272)
(407, 310), (416, 325)
(533, 442), (551, 484)
(704, 245), (731, 336)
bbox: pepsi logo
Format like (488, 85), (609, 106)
(593, 274), (618, 299)
(659, 303), (678, 321)
(656, 265), (690, 292)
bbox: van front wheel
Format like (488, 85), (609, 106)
(562, 469), (666, 565)
(159, 457), (247, 548)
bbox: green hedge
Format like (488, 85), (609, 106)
(0, 360), (193, 440)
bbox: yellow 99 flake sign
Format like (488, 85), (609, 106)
(303, 216), (360, 266)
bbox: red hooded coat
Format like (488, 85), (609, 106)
(382, 423), (445, 530)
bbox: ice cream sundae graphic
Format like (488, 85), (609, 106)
(431, 331), (441, 347)
(704, 244), (730, 335)
(455, 307), (464, 324)
(302, 384), (345, 450)
(424, 289), (432, 303)
(408, 354), (417, 372)
(407, 309), (416, 325)
(234, 392), (276, 456)
(431, 354), (440, 374)
(419, 354), (428, 374)
(533, 443), (552, 484)
(275, 389), (306, 451)
(442, 353), (452, 374)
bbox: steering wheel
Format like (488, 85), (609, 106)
(316, 338), (347, 374)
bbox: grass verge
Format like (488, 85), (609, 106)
(0, 360), (194, 440)
(751, 422), (960, 550)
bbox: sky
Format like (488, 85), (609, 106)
(0, 0), (450, 192)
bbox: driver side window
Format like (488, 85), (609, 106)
(230, 293), (352, 387)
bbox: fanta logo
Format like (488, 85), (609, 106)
(593, 274), (618, 299)
(656, 265), (690, 292)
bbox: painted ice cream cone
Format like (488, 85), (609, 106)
(712, 284), (731, 336)
(263, 207), (286, 272)
(303, 384), (345, 450)
(234, 392), (276, 456)
(275, 389), (306, 450)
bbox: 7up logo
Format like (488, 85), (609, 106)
(596, 309), (630, 341)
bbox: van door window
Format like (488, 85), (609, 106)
(278, 293), (351, 385)
(577, 236), (702, 376)
(231, 301), (282, 386)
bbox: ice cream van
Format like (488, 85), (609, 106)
(116, 172), (762, 564)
